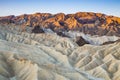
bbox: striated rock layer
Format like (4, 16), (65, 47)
(0, 24), (120, 80)
(0, 12), (120, 36)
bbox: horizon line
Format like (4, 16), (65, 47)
(0, 11), (120, 17)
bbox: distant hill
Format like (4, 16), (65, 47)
(0, 12), (120, 36)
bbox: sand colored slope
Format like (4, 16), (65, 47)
(0, 25), (120, 80)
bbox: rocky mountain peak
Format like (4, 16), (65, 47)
(0, 12), (120, 36)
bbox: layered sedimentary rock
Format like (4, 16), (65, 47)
(0, 12), (120, 36)
(0, 24), (120, 80)
(75, 36), (89, 46)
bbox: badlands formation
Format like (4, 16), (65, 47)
(0, 12), (120, 80)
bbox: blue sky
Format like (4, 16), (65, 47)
(0, 0), (120, 17)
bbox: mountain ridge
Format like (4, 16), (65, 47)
(0, 12), (120, 36)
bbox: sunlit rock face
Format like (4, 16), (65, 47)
(0, 24), (120, 80)
(0, 12), (120, 36)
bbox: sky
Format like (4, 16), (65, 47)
(0, 0), (120, 17)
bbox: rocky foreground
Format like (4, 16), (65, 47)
(0, 22), (120, 80)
